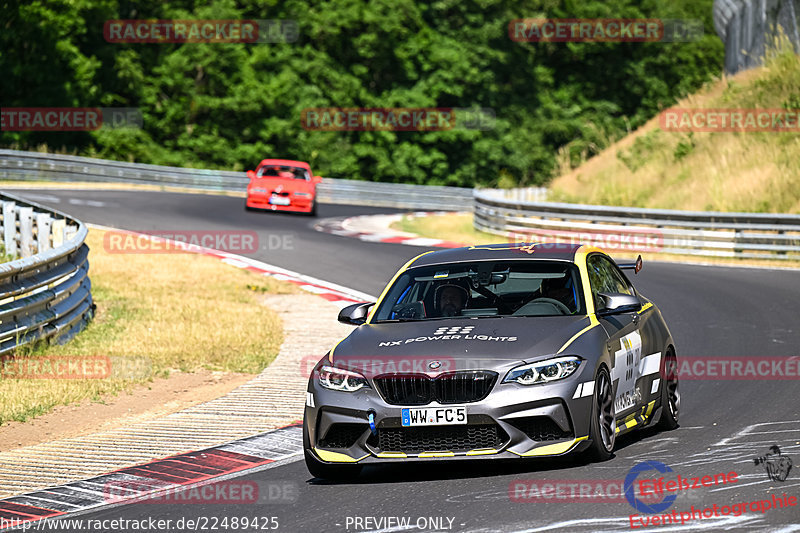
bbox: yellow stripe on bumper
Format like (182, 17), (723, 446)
(314, 448), (368, 463)
(466, 448), (500, 456)
(376, 452), (408, 459)
(511, 436), (588, 457)
(418, 451), (456, 458)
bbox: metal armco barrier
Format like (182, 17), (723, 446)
(474, 188), (800, 260)
(0, 150), (471, 211)
(713, 0), (800, 74)
(0, 192), (94, 354)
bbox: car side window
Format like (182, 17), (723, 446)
(587, 255), (633, 308)
(602, 257), (634, 296)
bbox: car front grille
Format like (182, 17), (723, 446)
(508, 416), (573, 441)
(374, 371), (497, 405)
(376, 424), (508, 453)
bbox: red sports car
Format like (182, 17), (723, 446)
(245, 159), (322, 215)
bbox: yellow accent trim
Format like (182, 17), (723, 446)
(645, 400), (655, 418)
(557, 319), (599, 354)
(574, 244), (604, 316)
(366, 251), (434, 324)
(638, 302), (653, 314)
(327, 337), (347, 363)
(511, 436), (588, 457)
(418, 451), (456, 458)
(376, 452), (407, 459)
(466, 448), (500, 456)
(313, 448), (368, 463)
(556, 245), (605, 354)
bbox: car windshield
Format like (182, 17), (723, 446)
(256, 165), (310, 180)
(372, 260), (585, 322)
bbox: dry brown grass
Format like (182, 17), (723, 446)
(0, 228), (297, 424)
(549, 48), (800, 213)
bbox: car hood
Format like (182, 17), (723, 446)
(329, 316), (595, 377)
(249, 177), (313, 192)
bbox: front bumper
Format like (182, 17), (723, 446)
(246, 193), (313, 212)
(304, 365), (601, 464)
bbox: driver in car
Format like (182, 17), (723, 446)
(537, 276), (576, 310)
(434, 284), (469, 317)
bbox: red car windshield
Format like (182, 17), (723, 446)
(256, 165), (310, 180)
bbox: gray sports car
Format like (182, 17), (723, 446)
(303, 243), (680, 479)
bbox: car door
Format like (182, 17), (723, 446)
(586, 254), (643, 419)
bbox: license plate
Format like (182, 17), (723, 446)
(269, 196), (291, 206)
(401, 406), (467, 427)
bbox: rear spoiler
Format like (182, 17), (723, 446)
(617, 255), (643, 274)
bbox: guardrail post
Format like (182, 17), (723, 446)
(2, 201), (16, 257)
(18, 207), (34, 258)
(37, 212), (52, 253)
(52, 219), (66, 248)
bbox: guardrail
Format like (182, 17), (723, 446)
(0, 192), (94, 354)
(0, 150), (471, 211)
(474, 188), (800, 260)
(713, 0), (800, 74)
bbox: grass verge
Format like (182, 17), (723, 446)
(548, 47), (800, 213)
(0, 228), (297, 425)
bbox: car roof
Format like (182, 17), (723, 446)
(257, 159), (310, 169)
(410, 243), (589, 268)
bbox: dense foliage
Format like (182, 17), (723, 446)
(1, 0), (723, 186)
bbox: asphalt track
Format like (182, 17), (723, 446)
(9, 189), (800, 532)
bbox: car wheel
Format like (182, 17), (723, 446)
(657, 350), (680, 430)
(587, 366), (615, 461)
(303, 420), (362, 480)
(308, 200), (317, 217)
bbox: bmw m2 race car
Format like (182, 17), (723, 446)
(303, 243), (680, 479)
(245, 159), (322, 215)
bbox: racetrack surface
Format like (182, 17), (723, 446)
(11, 189), (800, 532)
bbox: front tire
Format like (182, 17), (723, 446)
(303, 421), (362, 480)
(656, 350), (680, 430)
(586, 366), (615, 461)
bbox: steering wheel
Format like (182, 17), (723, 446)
(531, 297), (571, 315)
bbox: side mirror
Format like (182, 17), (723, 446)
(338, 302), (374, 325)
(246, 170), (256, 180)
(597, 293), (641, 316)
(312, 175), (323, 184)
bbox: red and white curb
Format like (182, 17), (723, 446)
(0, 424), (303, 530)
(89, 224), (375, 307)
(314, 212), (468, 249)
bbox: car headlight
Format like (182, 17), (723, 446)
(503, 356), (582, 385)
(318, 365), (369, 392)
(250, 188), (267, 194)
(293, 192), (311, 197)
